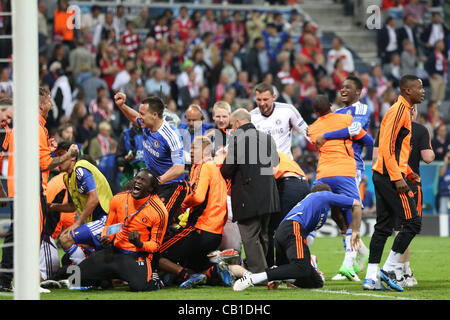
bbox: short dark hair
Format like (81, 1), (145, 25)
(312, 95), (331, 116)
(0, 97), (12, 107)
(255, 82), (274, 95)
(399, 75), (420, 90)
(142, 96), (165, 118)
(311, 183), (332, 193)
(56, 140), (72, 152)
(345, 75), (363, 91)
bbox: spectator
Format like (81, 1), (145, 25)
(402, 0), (427, 24)
(112, 58), (135, 93)
(220, 108), (279, 274)
(425, 40), (448, 103)
(199, 8), (218, 35)
(123, 67), (142, 104)
(277, 82), (296, 105)
(370, 64), (390, 98)
(69, 38), (96, 82)
(53, 0), (74, 49)
(55, 122), (75, 143)
(89, 86), (113, 117)
(220, 50), (238, 86)
(70, 101), (87, 130)
(382, 53), (401, 88)
(51, 67), (72, 126)
(198, 86), (212, 116)
(174, 6), (194, 42)
(38, 1), (48, 48)
(246, 37), (269, 83)
(211, 72), (231, 105)
(234, 71), (253, 99)
(396, 14), (419, 54)
(246, 10), (266, 47)
(432, 124), (450, 161)
(76, 113), (97, 152)
(142, 37), (160, 70)
(49, 43), (71, 76)
(262, 23), (290, 75)
(299, 21), (321, 52)
(81, 5), (104, 35)
(417, 112), (435, 140)
(0, 67), (12, 98)
(427, 100), (444, 131)
(179, 70), (201, 110)
(145, 67), (170, 98)
(93, 11), (120, 47)
(121, 21), (140, 58)
(192, 47), (211, 88)
(92, 96), (115, 126)
(133, 7), (150, 30)
(80, 67), (109, 106)
(225, 11), (247, 47)
(100, 44), (124, 92)
(150, 15), (170, 43)
(421, 12), (450, 56)
(277, 60), (295, 86)
(400, 39), (418, 76)
(377, 16), (399, 65)
(331, 58), (349, 91)
(290, 52), (313, 83)
(316, 75), (336, 104)
(88, 120), (117, 161)
(380, 87), (397, 119)
(113, 5), (127, 35)
(326, 36), (355, 76)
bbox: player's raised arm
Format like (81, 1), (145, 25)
(114, 92), (140, 127)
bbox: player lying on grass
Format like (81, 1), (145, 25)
(232, 183), (362, 291)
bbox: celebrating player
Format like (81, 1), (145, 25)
(114, 92), (187, 229)
(251, 82), (309, 159)
(313, 75), (372, 280)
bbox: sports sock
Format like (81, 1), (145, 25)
(342, 228), (357, 268)
(306, 231), (316, 247)
(365, 263), (379, 281)
(243, 270), (252, 278)
(403, 261), (412, 275)
(358, 239), (369, 257)
(249, 272), (268, 285)
(64, 244), (86, 265)
(383, 250), (404, 280)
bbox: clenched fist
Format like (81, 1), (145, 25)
(114, 92), (126, 108)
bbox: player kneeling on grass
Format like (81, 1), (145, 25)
(64, 169), (168, 291)
(48, 142), (113, 265)
(232, 183), (362, 291)
(156, 136), (235, 289)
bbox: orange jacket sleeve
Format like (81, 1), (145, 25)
(39, 127), (53, 171)
(141, 205), (168, 253)
(181, 163), (211, 211)
(101, 196), (119, 239)
(384, 107), (408, 181)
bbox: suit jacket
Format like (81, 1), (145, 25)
(220, 122), (280, 223)
(396, 25), (419, 52)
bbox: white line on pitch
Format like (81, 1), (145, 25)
(312, 289), (423, 300)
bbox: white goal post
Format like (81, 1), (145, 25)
(12, 0), (40, 300)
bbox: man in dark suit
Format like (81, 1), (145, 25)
(377, 16), (399, 65)
(246, 37), (269, 84)
(220, 108), (279, 274)
(396, 14), (419, 54)
(420, 12), (449, 56)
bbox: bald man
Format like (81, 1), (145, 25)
(178, 104), (214, 166)
(220, 108), (279, 274)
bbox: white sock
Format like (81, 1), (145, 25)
(243, 270), (252, 278)
(365, 263), (379, 281)
(382, 250), (404, 279)
(249, 272), (268, 285)
(403, 261), (412, 275)
(342, 228), (356, 268)
(65, 244), (86, 265)
(306, 231), (316, 247)
(358, 239), (369, 257)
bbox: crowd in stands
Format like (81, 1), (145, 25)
(0, 0), (449, 196)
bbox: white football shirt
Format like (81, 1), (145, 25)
(250, 102), (309, 159)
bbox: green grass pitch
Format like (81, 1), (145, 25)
(0, 236), (449, 301)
